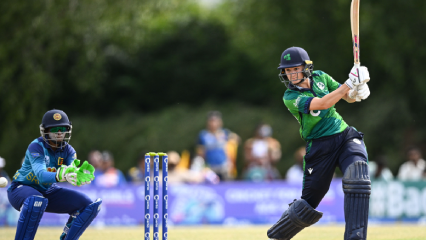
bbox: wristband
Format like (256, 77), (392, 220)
(345, 79), (354, 90)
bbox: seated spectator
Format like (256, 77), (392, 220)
(169, 151), (219, 184)
(95, 151), (127, 187)
(243, 123), (281, 182)
(0, 156), (11, 183)
(398, 147), (425, 181)
(369, 155), (394, 181)
(88, 150), (103, 171)
(286, 147), (305, 183)
(196, 111), (239, 181)
(127, 152), (148, 184)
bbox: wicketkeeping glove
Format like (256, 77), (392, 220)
(71, 159), (95, 186)
(56, 165), (78, 186)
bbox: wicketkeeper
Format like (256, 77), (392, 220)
(7, 109), (101, 240)
(267, 47), (371, 240)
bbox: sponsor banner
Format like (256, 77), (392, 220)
(0, 180), (425, 226)
(370, 181), (426, 222)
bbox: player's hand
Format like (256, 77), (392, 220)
(71, 159), (95, 186)
(77, 161), (95, 186)
(356, 83), (370, 100)
(348, 83), (369, 102)
(345, 66), (370, 89)
(56, 165), (77, 186)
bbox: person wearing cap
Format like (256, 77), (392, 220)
(6, 109), (101, 240)
(267, 47), (371, 240)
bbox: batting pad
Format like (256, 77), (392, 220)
(342, 161), (371, 240)
(64, 198), (102, 240)
(267, 199), (323, 240)
(15, 195), (48, 240)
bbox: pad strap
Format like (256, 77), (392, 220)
(15, 195), (48, 240)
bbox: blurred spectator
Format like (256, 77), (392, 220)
(127, 152), (147, 184)
(196, 111), (240, 181)
(369, 155), (393, 181)
(286, 147), (305, 183)
(243, 123), (281, 182)
(0, 156), (11, 183)
(88, 150), (103, 171)
(168, 151), (219, 184)
(95, 151), (127, 187)
(398, 147), (425, 181)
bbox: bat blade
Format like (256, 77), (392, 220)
(350, 0), (360, 67)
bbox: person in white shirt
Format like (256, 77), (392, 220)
(397, 147), (425, 181)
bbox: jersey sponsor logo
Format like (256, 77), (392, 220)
(310, 110), (321, 116)
(31, 152), (40, 158)
(53, 113), (62, 120)
(44, 155), (50, 165)
(294, 96), (301, 108)
(34, 201), (43, 207)
(58, 157), (64, 166)
(316, 82), (325, 90)
(353, 138), (361, 144)
(308, 168), (313, 174)
(47, 167), (57, 172)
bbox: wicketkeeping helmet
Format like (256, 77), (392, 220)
(278, 47), (314, 88)
(39, 109), (72, 149)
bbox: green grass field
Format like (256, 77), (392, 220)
(1, 225), (425, 240)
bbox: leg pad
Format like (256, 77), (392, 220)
(64, 198), (102, 240)
(15, 195), (48, 240)
(343, 161), (371, 240)
(267, 199), (323, 240)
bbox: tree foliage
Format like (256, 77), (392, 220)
(1, 0), (425, 175)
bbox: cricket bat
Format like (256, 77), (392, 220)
(350, 0), (361, 100)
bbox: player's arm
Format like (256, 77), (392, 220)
(27, 143), (57, 184)
(310, 84), (351, 110)
(342, 90), (357, 103)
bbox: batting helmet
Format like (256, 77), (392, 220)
(278, 47), (314, 88)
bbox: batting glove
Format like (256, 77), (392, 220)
(345, 66), (370, 89)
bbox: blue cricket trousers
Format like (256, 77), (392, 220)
(301, 126), (368, 208)
(7, 182), (92, 214)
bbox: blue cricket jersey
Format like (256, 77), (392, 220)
(198, 129), (230, 166)
(11, 137), (77, 192)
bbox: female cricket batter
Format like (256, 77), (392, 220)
(267, 47), (371, 240)
(7, 109), (101, 240)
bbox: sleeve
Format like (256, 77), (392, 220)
(283, 93), (314, 114)
(27, 143), (57, 184)
(64, 145), (77, 166)
(325, 74), (341, 92)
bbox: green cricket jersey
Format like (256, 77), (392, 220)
(283, 70), (348, 141)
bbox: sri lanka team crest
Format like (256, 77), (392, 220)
(58, 157), (64, 166)
(53, 113), (62, 120)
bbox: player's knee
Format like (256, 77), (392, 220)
(343, 161), (371, 195)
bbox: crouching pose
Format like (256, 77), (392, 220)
(7, 109), (101, 240)
(267, 47), (371, 240)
